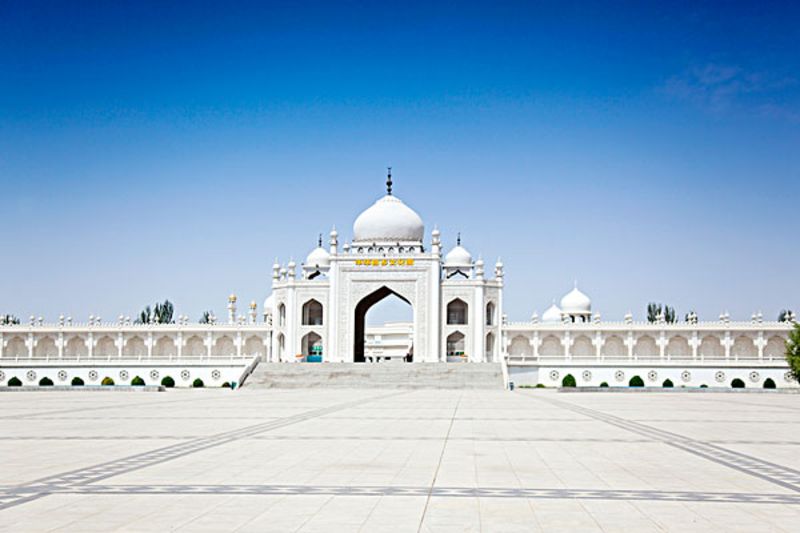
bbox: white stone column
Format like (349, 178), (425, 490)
(117, 332), (123, 359)
(27, 332), (33, 359)
(147, 331), (153, 359)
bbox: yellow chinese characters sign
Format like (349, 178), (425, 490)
(355, 258), (416, 267)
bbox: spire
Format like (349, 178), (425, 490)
(318, 234), (323, 247)
(386, 167), (393, 196)
(457, 232), (461, 246)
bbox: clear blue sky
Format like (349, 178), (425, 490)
(2, 1), (799, 323)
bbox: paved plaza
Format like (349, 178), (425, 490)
(0, 389), (798, 532)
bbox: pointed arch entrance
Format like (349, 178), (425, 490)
(353, 286), (413, 363)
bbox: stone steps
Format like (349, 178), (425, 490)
(244, 362), (503, 389)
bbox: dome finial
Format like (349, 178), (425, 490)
(318, 234), (322, 247)
(457, 232), (461, 246)
(386, 167), (393, 196)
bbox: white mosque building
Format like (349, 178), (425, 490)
(0, 170), (796, 388)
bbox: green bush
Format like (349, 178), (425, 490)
(192, 378), (204, 388)
(39, 377), (54, 386)
(131, 376), (145, 386)
(8, 377), (22, 387)
(101, 376), (115, 386)
(662, 379), (674, 388)
(628, 375), (645, 387)
(731, 378), (745, 388)
(700, 384), (708, 388)
(599, 381), (609, 387)
(535, 383), (546, 388)
(763, 378), (776, 389)
(221, 382), (231, 388)
(561, 374), (576, 387)
(71, 376), (84, 386)
(161, 376), (175, 388)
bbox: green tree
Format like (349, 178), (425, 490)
(779, 309), (794, 322)
(199, 311), (212, 324)
(1, 314), (21, 325)
(135, 300), (175, 324)
(786, 323), (800, 384)
(647, 303), (677, 323)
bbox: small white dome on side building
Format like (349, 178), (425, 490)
(444, 244), (472, 267)
(541, 303), (563, 322)
(305, 246), (330, 268)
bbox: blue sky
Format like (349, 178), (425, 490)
(1, 1), (799, 323)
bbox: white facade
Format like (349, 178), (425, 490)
(1, 170), (796, 388)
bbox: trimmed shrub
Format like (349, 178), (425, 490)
(599, 381), (609, 388)
(629, 375), (645, 387)
(101, 376), (115, 386)
(131, 376), (145, 386)
(662, 379), (674, 388)
(731, 378), (745, 389)
(39, 377), (54, 386)
(192, 378), (204, 388)
(161, 376), (175, 388)
(561, 374), (577, 387)
(71, 376), (84, 386)
(763, 378), (776, 389)
(535, 383), (546, 388)
(8, 377), (22, 387)
(221, 382), (232, 388)
(700, 384), (708, 388)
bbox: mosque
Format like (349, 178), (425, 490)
(0, 170), (796, 388)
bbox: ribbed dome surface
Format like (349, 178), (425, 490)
(353, 195), (424, 243)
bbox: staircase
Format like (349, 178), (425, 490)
(243, 362), (503, 389)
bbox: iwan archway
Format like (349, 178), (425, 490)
(353, 286), (413, 363)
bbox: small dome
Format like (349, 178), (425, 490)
(305, 246), (330, 268)
(542, 303), (563, 322)
(444, 245), (472, 267)
(353, 195), (424, 243)
(263, 293), (275, 314)
(560, 286), (591, 314)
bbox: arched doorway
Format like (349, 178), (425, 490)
(354, 286), (413, 363)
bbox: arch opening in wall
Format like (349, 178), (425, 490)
(354, 286), (413, 363)
(732, 335), (757, 360)
(540, 335), (562, 359)
(95, 336), (116, 358)
(485, 332), (496, 362)
(509, 335), (532, 358)
(214, 336), (236, 357)
(700, 335), (724, 360)
(571, 335), (594, 359)
(764, 336), (785, 360)
(301, 332), (323, 362)
(152, 336), (176, 358)
(302, 299), (324, 326)
(666, 336), (691, 360)
(34, 336), (57, 358)
(244, 336), (265, 360)
(185, 335), (206, 357)
(446, 331), (466, 362)
(603, 335), (626, 359)
(446, 299), (468, 325)
(124, 336), (147, 357)
(486, 302), (496, 326)
(278, 304), (286, 327)
(4, 336), (26, 359)
(634, 335), (658, 359)
(277, 333), (285, 361)
(64, 336), (88, 359)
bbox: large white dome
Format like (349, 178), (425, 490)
(560, 286), (591, 314)
(353, 195), (424, 243)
